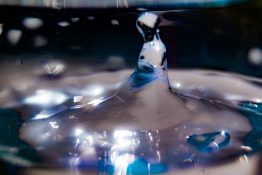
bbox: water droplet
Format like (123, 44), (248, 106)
(248, 47), (262, 66)
(34, 35), (47, 47)
(87, 16), (95, 21)
(136, 12), (167, 71)
(23, 17), (43, 30)
(187, 131), (230, 153)
(58, 21), (70, 27)
(7, 29), (22, 45)
(137, 8), (147, 11)
(111, 19), (119, 26)
(71, 17), (80, 22)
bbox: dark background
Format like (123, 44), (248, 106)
(0, 1), (262, 76)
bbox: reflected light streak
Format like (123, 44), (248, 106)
(73, 96), (84, 103)
(112, 130), (136, 150)
(110, 130), (138, 175)
(24, 90), (68, 107)
(113, 130), (133, 138)
(239, 154), (249, 167)
(32, 106), (67, 120)
(74, 128), (84, 137)
(49, 121), (59, 129)
(241, 146), (253, 152)
(113, 153), (135, 175)
(156, 150), (161, 161)
(86, 135), (94, 145)
(171, 82), (182, 89)
(33, 114), (50, 120)
(256, 98), (262, 103)
(82, 85), (105, 97)
(88, 97), (105, 107)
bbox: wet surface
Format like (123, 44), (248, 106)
(0, 67), (261, 174)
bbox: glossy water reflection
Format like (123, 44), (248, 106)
(0, 9), (262, 175)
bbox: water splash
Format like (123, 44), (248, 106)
(0, 11), (261, 175)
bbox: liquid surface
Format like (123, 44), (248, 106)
(0, 66), (262, 174)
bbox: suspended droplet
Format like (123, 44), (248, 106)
(58, 21), (70, 27)
(248, 47), (262, 66)
(111, 20), (120, 26)
(34, 35), (48, 48)
(7, 29), (22, 45)
(23, 17), (43, 30)
(87, 16), (95, 21)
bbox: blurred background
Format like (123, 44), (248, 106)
(0, 0), (262, 76)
